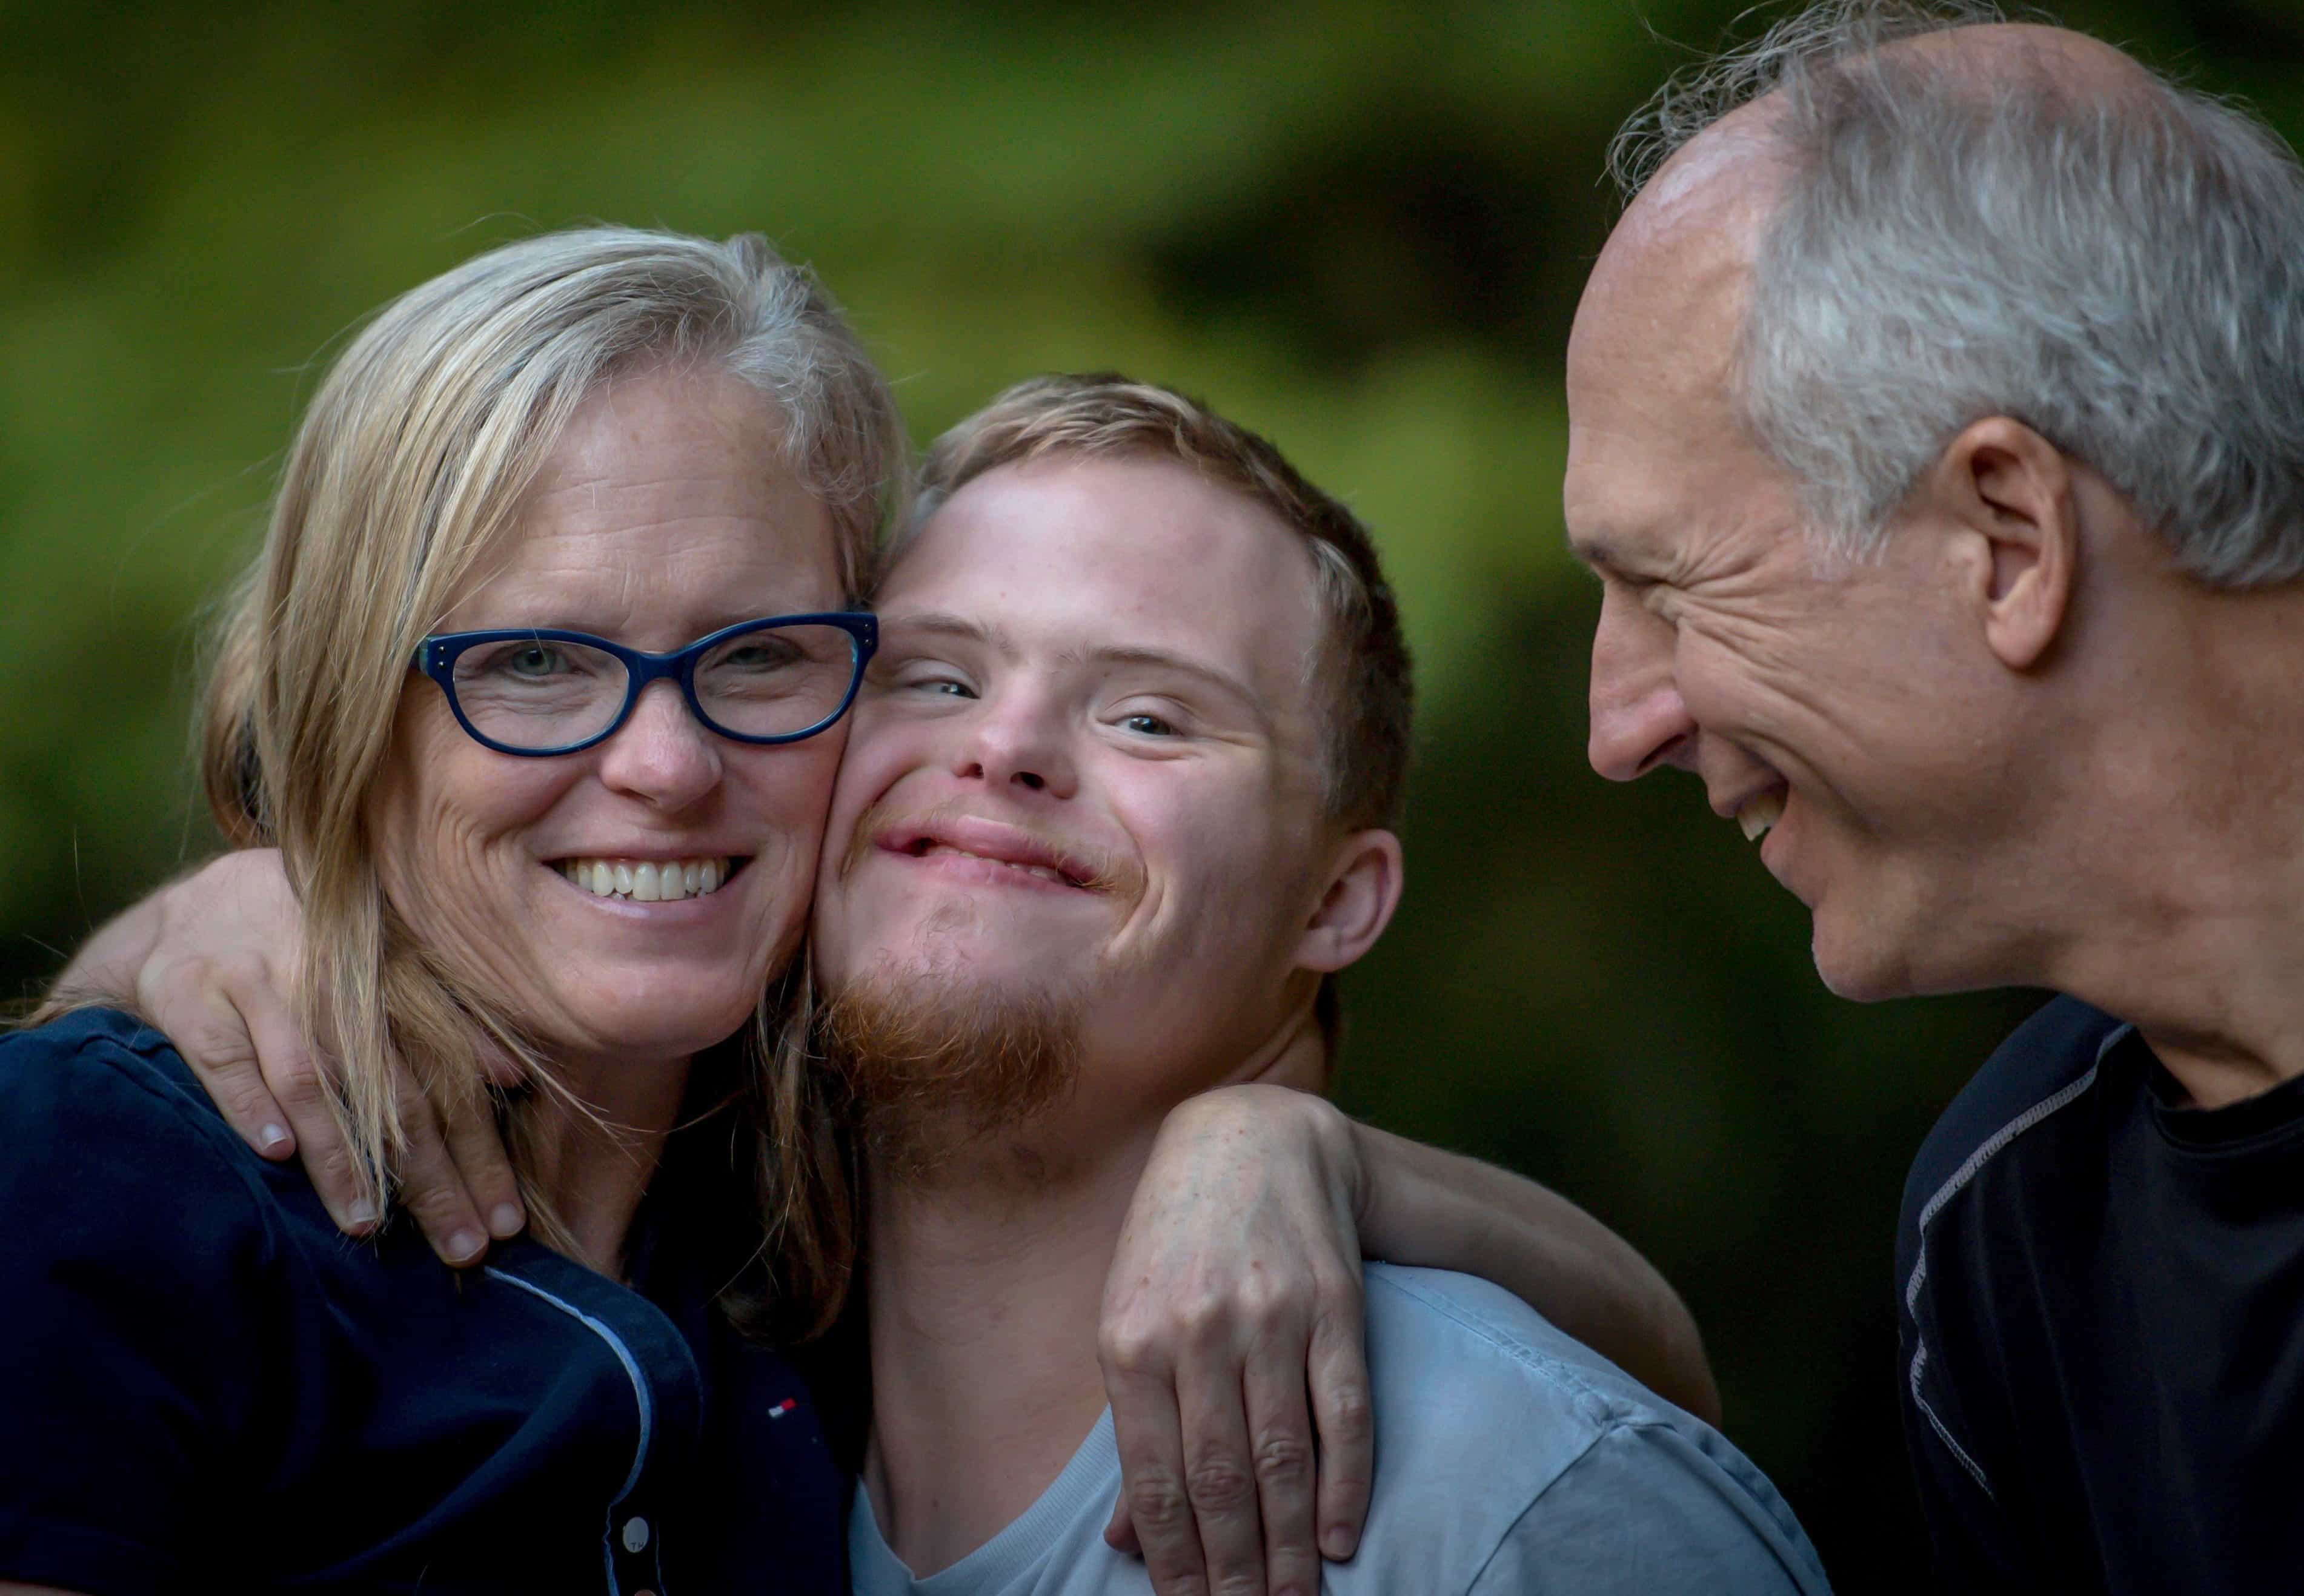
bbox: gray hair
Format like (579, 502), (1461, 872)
(1613, 1), (2304, 588)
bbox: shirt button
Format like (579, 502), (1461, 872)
(620, 1516), (651, 1553)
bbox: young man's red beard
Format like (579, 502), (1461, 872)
(817, 959), (1086, 1188)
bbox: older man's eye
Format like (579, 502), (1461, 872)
(1120, 712), (1178, 737)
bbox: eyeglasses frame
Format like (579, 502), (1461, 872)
(411, 611), (879, 758)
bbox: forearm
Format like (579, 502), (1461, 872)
(45, 888), (171, 1010)
(1352, 1122), (1721, 1424)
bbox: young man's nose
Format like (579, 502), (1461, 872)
(955, 688), (1078, 800)
(596, 680), (723, 808)
(1587, 597), (1697, 782)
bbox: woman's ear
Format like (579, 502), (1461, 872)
(1925, 416), (2079, 671)
(1295, 829), (1404, 975)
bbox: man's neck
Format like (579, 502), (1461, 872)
(860, 1009), (1328, 1577)
(2036, 583), (2304, 1108)
(860, 1127), (1152, 1578)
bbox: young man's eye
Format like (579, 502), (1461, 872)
(876, 661), (976, 699)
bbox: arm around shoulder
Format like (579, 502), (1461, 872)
(1352, 1123), (1721, 1424)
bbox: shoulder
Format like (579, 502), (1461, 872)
(0, 1007), (278, 1256)
(1348, 1265), (1828, 1593)
(2, 1005), (253, 1160)
(1893, 997), (2129, 1546)
(1899, 996), (2125, 1260)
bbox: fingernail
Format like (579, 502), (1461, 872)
(1321, 1528), (1358, 1560)
(258, 1123), (292, 1155)
(447, 1228), (486, 1263)
(345, 1199), (379, 1230)
(488, 1203), (524, 1237)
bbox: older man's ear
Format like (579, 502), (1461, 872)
(1296, 829), (1405, 976)
(1927, 416), (2082, 672)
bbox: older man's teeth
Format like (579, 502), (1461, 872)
(1738, 792), (1787, 843)
(558, 857), (734, 901)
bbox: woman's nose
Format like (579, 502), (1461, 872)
(596, 680), (723, 808)
(1587, 594), (1698, 782)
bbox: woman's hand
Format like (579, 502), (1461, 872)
(59, 850), (523, 1265)
(1099, 1084), (1373, 1596)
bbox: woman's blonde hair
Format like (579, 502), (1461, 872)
(196, 227), (901, 1316)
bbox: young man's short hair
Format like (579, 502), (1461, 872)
(906, 373), (1415, 834)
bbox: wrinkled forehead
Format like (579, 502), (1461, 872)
(1564, 121), (1787, 563)
(878, 455), (1330, 726)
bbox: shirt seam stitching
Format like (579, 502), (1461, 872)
(1902, 1026), (2122, 1502)
(1459, 1425), (1611, 1594)
(482, 1265), (656, 1596)
(1367, 1268), (1620, 1418)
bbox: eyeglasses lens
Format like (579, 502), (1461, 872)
(451, 638), (628, 751)
(692, 623), (860, 740)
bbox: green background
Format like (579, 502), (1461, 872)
(5, 2), (2298, 1585)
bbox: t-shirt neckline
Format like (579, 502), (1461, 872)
(851, 1408), (1120, 1594)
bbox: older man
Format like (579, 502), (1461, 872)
(1567, 2), (2304, 1591)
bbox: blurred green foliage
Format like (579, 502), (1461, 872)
(5, 1), (2300, 1587)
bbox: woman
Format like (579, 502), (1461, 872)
(12, 228), (1716, 1595)
(1, 226), (906, 1592)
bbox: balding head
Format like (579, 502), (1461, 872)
(1567, 0), (2304, 1001)
(1587, 0), (2304, 586)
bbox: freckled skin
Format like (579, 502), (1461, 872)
(367, 367), (848, 1104)
(810, 455), (1351, 1147)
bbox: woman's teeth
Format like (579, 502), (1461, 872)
(556, 857), (733, 902)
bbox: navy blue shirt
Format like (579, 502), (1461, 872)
(0, 1007), (848, 1595)
(1897, 996), (2304, 1594)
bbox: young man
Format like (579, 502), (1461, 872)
(1569, 4), (2304, 1589)
(795, 375), (1828, 1593)
(58, 376), (1829, 1594)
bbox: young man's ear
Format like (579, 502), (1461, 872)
(1924, 416), (2079, 671)
(1297, 829), (1404, 975)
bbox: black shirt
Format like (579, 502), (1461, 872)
(1897, 995), (2304, 1594)
(0, 1007), (847, 1595)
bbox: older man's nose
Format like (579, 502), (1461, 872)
(957, 689), (1077, 800)
(597, 680), (722, 808)
(1587, 600), (1697, 783)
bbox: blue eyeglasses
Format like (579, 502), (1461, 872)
(411, 612), (878, 757)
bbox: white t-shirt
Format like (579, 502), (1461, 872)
(849, 1263), (1833, 1595)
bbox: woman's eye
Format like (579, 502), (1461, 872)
(500, 645), (568, 678)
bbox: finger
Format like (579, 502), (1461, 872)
(165, 978), (297, 1161)
(255, 1016), (374, 1236)
(440, 1093), (524, 1240)
(1307, 1304), (1373, 1561)
(391, 1075), (491, 1267)
(1243, 1339), (1321, 1596)
(1103, 1358), (1209, 1596)
(1177, 1353), (1267, 1596)
(1103, 1495), (1143, 1557)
